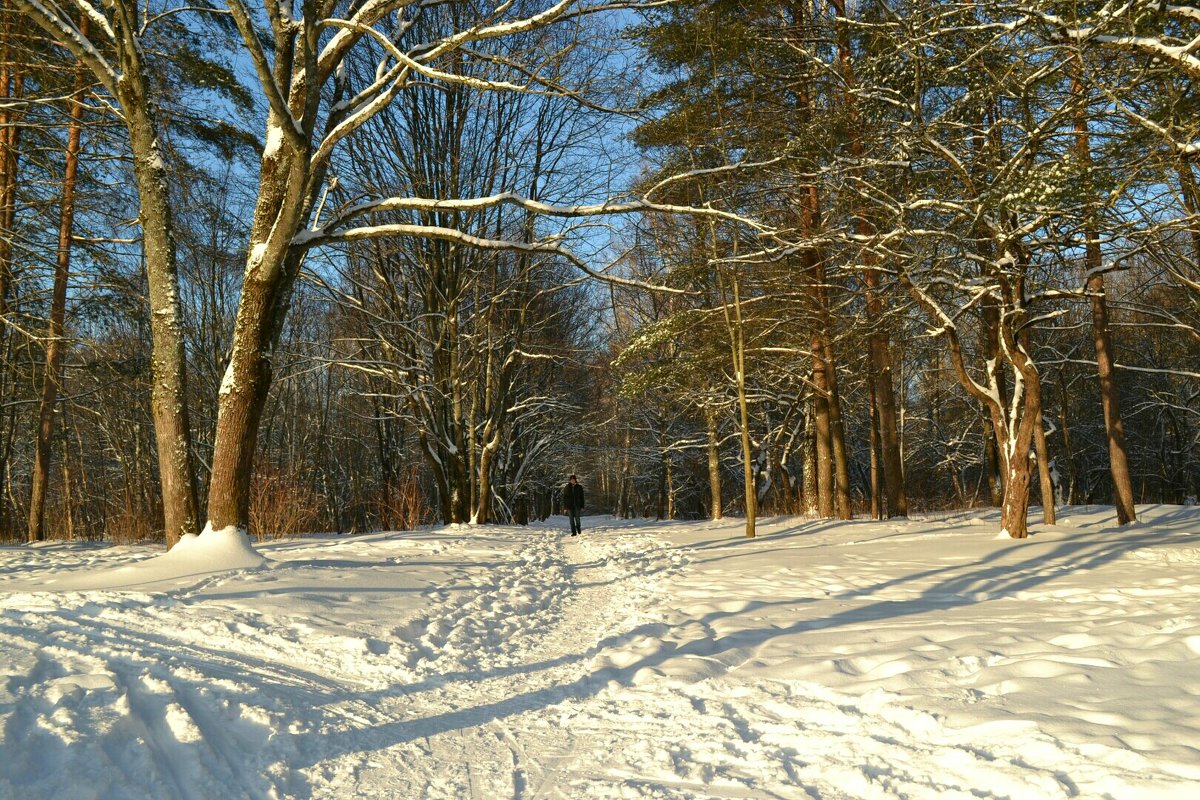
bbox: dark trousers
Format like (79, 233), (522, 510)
(567, 509), (582, 535)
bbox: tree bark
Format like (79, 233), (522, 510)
(824, 336), (852, 520)
(1073, 65), (1136, 525)
(1033, 404), (1056, 525)
(0, 11), (23, 536)
(114, 13), (200, 545)
(706, 406), (723, 520)
(1086, 268), (1136, 524)
(1056, 370), (1078, 504)
(801, 409), (818, 515)
(812, 334), (834, 518)
(830, 0), (906, 517)
(867, 371), (881, 519)
(16, 0), (203, 545)
(29, 28), (87, 541)
(722, 269), (756, 537)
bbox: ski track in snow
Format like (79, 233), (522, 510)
(2, 508), (1200, 798)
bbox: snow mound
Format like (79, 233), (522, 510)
(43, 524), (266, 591)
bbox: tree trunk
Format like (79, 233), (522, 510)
(1033, 406), (1056, 526)
(830, 0), (905, 518)
(706, 407), (722, 520)
(122, 99), (199, 546)
(867, 371), (881, 519)
(725, 270), (755, 538)
(869, 325), (906, 517)
(1073, 65), (1136, 525)
(825, 337), (852, 520)
(983, 415), (1002, 506)
(812, 336), (834, 518)
(0, 15), (23, 537)
(802, 409), (818, 515)
(1057, 371), (1078, 504)
(1087, 269), (1136, 524)
(619, 425), (631, 519)
(207, 247), (302, 532)
(206, 97), (318, 533)
(28, 31), (87, 541)
(656, 425), (667, 521)
(1001, 447), (1033, 539)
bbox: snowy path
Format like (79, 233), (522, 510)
(0, 525), (687, 799)
(3, 508), (1200, 798)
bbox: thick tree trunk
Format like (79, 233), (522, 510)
(207, 102), (317, 532)
(206, 288), (276, 533)
(28, 38), (86, 541)
(122, 104), (199, 546)
(1001, 448), (1033, 539)
(475, 437), (498, 525)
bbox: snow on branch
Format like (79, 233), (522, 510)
(410, 0), (674, 65)
(14, 0), (117, 93)
(225, 0), (305, 141)
(314, 192), (773, 236)
(292, 222), (688, 294)
(1032, 3), (1200, 80)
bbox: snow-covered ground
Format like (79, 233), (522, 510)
(2, 505), (1199, 799)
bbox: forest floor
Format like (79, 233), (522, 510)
(2, 505), (1199, 799)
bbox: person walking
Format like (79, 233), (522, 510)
(563, 473), (585, 536)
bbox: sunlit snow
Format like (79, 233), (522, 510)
(2, 505), (1198, 798)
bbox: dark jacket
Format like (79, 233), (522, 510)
(563, 482), (585, 512)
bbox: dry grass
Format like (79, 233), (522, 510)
(250, 468), (324, 540)
(376, 467), (429, 531)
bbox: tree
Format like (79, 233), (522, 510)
(27, 15), (88, 541)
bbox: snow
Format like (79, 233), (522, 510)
(262, 124), (284, 159)
(2, 505), (1199, 798)
(219, 360), (237, 396)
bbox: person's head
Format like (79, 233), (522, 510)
(569, 474), (577, 483)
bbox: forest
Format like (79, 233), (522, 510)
(2, 0), (1199, 546)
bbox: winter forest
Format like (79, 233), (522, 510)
(3, 1), (1200, 543)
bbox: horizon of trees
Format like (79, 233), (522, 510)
(1, 0), (1198, 546)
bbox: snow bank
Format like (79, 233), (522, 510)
(35, 523), (265, 591)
